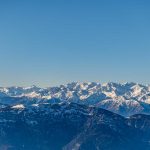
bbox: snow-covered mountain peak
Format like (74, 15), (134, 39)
(0, 82), (150, 116)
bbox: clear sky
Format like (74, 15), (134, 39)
(0, 0), (150, 87)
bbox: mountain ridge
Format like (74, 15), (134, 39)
(1, 82), (150, 116)
(0, 102), (150, 150)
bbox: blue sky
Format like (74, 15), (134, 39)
(0, 0), (150, 87)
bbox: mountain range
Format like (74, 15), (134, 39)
(0, 82), (150, 116)
(1, 82), (150, 149)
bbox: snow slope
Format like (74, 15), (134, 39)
(0, 82), (150, 116)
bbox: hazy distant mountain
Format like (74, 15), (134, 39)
(0, 82), (150, 116)
(0, 103), (150, 150)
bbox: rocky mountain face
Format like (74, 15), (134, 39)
(0, 82), (150, 116)
(0, 103), (150, 150)
(1, 82), (150, 150)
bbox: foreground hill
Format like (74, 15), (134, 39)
(0, 103), (150, 150)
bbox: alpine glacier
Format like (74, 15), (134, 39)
(0, 82), (150, 116)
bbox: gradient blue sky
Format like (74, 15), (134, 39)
(0, 0), (150, 87)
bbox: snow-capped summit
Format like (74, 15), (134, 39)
(0, 82), (150, 116)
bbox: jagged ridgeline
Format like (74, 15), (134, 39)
(0, 82), (150, 116)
